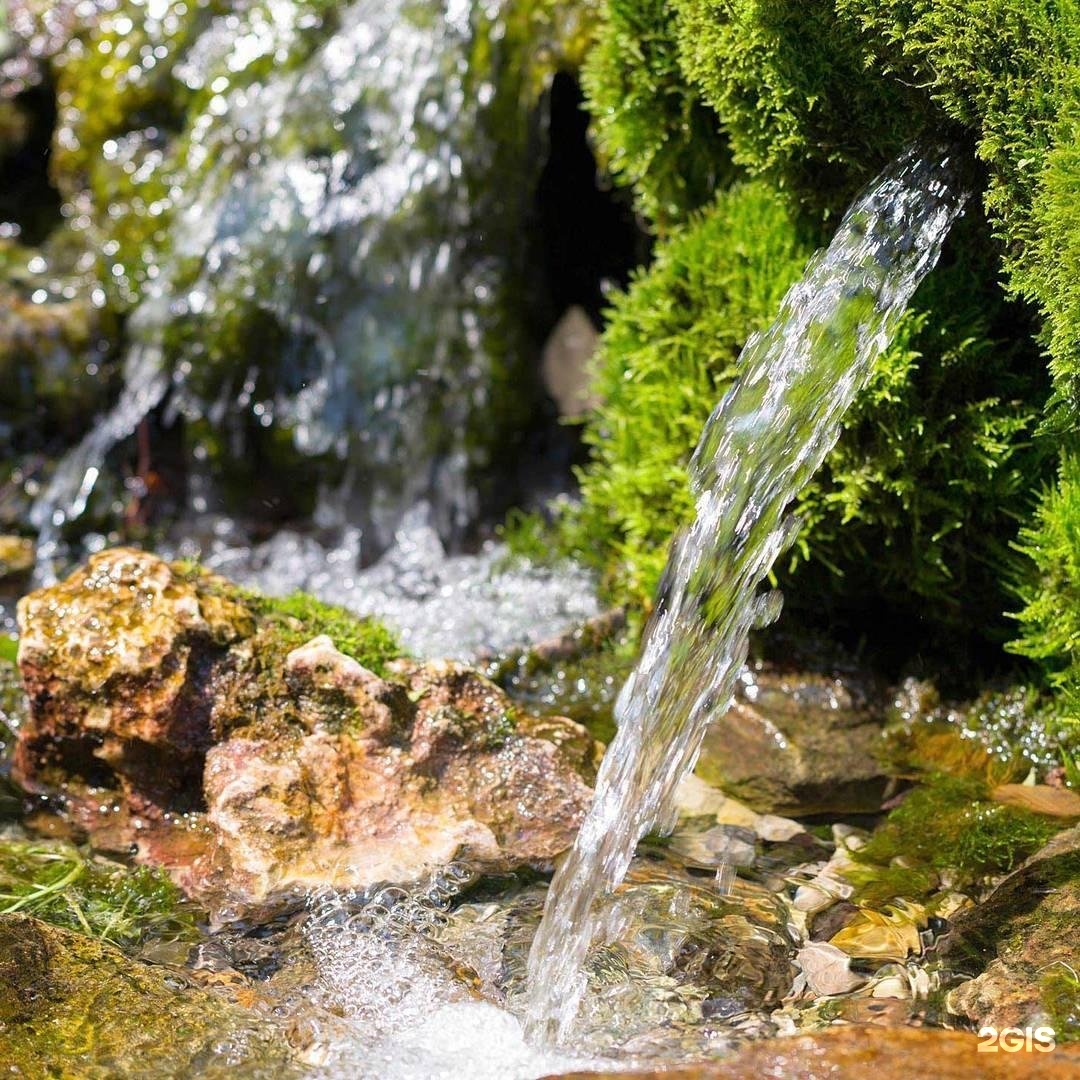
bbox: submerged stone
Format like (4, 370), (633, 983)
(695, 664), (889, 815)
(12, 549), (597, 916)
(0, 913), (296, 1078)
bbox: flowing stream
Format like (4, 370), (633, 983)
(524, 147), (967, 1044)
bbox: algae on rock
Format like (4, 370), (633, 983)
(12, 548), (598, 915)
(0, 912), (296, 1078)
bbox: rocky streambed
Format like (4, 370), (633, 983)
(0, 548), (1078, 1076)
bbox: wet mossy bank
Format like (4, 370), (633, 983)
(502, 0), (1080, 716)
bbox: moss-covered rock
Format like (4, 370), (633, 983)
(13, 549), (598, 915)
(545, 176), (1050, 642)
(940, 825), (1080, 1036)
(0, 912), (296, 1077)
(846, 772), (1059, 906)
(673, 0), (920, 209)
(581, 0), (729, 226)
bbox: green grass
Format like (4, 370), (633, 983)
(0, 838), (201, 949)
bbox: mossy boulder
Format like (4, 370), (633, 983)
(13, 549), (598, 915)
(940, 825), (1080, 1037)
(0, 913), (296, 1078)
(552, 0), (1063, 662)
(542, 176), (1050, 643)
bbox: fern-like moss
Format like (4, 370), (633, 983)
(581, 0), (729, 227)
(554, 181), (1051, 642)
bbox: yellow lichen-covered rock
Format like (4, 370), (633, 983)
(13, 550), (597, 916)
(14, 547), (254, 815)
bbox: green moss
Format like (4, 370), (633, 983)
(673, 0), (919, 211)
(555, 181), (814, 603)
(554, 177), (1051, 640)
(1042, 964), (1080, 1043)
(581, 0), (729, 226)
(0, 838), (200, 950)
(847, 774), (1057, 904)
(1010, 453), (1080, 685)
(835, 0), (1080, 428)
(247, 591), (404, 677)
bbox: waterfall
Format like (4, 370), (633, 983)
(524, 147), (966, 1043)
(29, 0), (534, 576)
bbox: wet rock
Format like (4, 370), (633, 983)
(695, 664), (889, 815)
(550, 1023), (1080, 1078)
(14, 547), (254, 818)
(0, 535), (32, 583)
(541, 305), (600, 419)
(0, 913), (296, 1078)
(940, 825), (1080, 1032)
(794, 941), (868, 996)
(13, 549), (596, 914)
(198, 652), (594, 909)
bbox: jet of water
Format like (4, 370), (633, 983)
(524, 146), (967, 1043)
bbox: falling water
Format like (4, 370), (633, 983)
(28, 0), (537, 581)
(525, 147), (966, 1043)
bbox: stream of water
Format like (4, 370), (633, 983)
(524, 147), (967, 1044)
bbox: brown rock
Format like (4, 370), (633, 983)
(14, 548), (252, 817)
(941, 825), (1080, 1032)
(12, 551), (595, 915)
(696, 665), (888, 815)
(549, 1023), (1080, 1079)
(196, 651), (593, 908)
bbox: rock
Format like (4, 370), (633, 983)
(548, 1024), (1080, 1079)
(827, 900), (926, 963)
(695, 664), (889, 815)
(0, 913), (295, 1077)
(14, 547), (254, 819)
(12, 550), (596, 914)
(541, 305), (600, 419)
(0, 535), (33, 583)
(992, 784), (1080, 819)
(198, 653), (593, 908)
(794, 941), (868, 996)
(940, 825), (1080, 1033)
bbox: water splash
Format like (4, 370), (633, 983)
(303, 872), (598, 1079)
(29, 340), (168, 586)
(525, 147), (967, 1042)
(159, 503), (600, 661)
